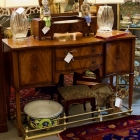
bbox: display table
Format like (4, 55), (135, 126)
(2, 32), (136, 137)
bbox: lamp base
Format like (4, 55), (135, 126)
(97, 27), (112, 33)
(12, 36), (28, 42)
(97, 5), (114, 33)
(10, 11), (28, 42)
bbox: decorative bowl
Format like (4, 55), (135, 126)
(122, 16), (131, 22)
(120, 20), (132, 27)
(24, 100), (63, 129)
(132, 14), (140, 24)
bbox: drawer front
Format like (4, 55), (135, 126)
(55, 56), (102, 71)
(69, 22), (83, 32)
(55, 45), (103, 58)
(105, 40), (131, 75)
(53, 23), (69, 33)
(18, 49), (52, 86)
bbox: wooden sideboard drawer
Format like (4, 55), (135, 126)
(53, 22), (69, 33)
(18, 49), (52, 86)
(55, 56), (102, 71)
(55, 45), (103, 58)
(69, 21), (83, 32)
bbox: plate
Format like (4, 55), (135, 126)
(135, 51), (140, 57)
(120, 20), (132, 24)
(130, 24), (140, 28)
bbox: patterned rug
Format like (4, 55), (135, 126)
(58, 115), (140, 140)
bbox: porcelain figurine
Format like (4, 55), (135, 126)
(40, 0), (51, 27)
(72, 0), (79, 12)
(81, 0), (91, 26)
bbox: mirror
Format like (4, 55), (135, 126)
(38, 0), (96, 14)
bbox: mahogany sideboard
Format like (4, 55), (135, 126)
(2, 33), (136, 136)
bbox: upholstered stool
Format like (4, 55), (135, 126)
(57, 85), (96, 117)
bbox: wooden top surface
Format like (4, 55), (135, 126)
(2, 32), (136, 50)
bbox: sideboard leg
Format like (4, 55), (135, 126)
(129, 73), (134, 109)
(15, 90), (22, 137)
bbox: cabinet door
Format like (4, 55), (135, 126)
(105, 40), (131, 75)
(18, 49), (52, 87)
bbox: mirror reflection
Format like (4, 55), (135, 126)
(39, 0), (96, 14)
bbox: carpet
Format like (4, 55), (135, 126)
(58, 115), (140, 140)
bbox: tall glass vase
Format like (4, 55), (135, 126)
(97, 6), (114, 33)
(10, 11), (29, 41)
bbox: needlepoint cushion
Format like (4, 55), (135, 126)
(58, 85), (95, 101)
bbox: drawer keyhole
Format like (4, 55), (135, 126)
(33, 65), (38, 69)
(92, 60), (96, 64)
(65, 63), (68, 67)
(116, 56), (120, 60)
(92, 48), (96, 52)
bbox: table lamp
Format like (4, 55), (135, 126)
(53, 0), (66, 13)
(0, 0), (39, 41)
(95, 0), (125, 33)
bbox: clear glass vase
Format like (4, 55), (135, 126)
(10, 11), (29, 41)
(97, 6), (114, 33)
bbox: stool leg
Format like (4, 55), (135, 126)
(64, 101), (69, 122)
(83, 102), (86, 111)
(90, 98), (96, 117)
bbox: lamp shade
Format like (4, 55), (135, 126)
(95, 0), (125, 4)
(53, 0), (65, 3)
(87, 0), (96, 3)
(0, 0), (39, 8)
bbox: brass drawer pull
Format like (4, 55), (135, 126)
(116, 56), (120, 59)
(92, 48), (96, 52)
(33, 65), (38, 69)
(92, 60), (96, 64)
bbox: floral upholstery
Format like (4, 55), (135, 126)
(91, 84), (115, 107)
(58, 84), (115, 106)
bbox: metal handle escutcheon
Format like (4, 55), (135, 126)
(116, 56), (120, 59)
(33, 65), (38, 69)
(92, 48), (96, 52)
(92, 60), (96, 63)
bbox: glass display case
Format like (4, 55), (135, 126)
(116, 1), (140, 88)
(117, 1), (140, 31)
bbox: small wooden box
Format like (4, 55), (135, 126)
(31, 18), (53, 40)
